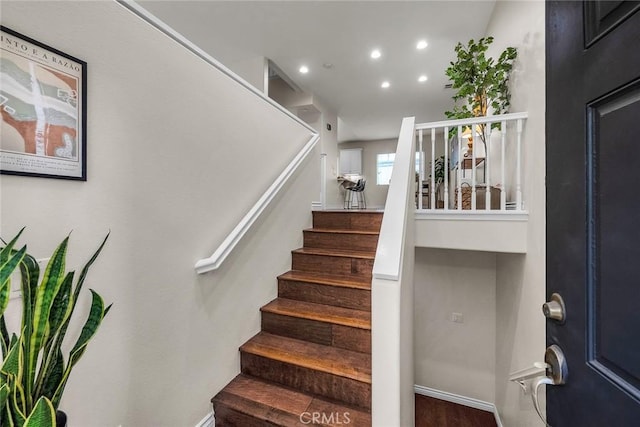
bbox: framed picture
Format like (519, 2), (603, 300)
(0, 26), (87, 180)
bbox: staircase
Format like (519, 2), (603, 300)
(212, 210), (383, 426)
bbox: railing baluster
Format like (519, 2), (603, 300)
(418, 130), (423, 210)
(471, 123), (477, 210)
(431, 128), (436, 210)
(485, 124), (492, 210)
(412, 112), (527, 213)
(501, 120), (506, 210)
(444, 126), (449, 210)
(516, 119), (523, 210)
(457, 125), (462, 210)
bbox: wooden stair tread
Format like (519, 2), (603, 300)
(241, 332), (371, 383)
(213, 374), (371, 426)
(292, 247), (375, 260)
(261, 298), (370, 330)
(278, 270), (371, 290)
(304, 228), (379, 235)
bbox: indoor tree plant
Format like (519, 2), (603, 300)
(444, 36), (517, 151)
(0, 229), (111, 426)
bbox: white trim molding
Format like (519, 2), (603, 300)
(414, 385), (503, 427)
(194, 411), (214, 427)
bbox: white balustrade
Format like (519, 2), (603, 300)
(413, 112), (527, 213)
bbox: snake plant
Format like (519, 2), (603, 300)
(0, 229), (111, 426)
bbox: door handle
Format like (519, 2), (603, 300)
(531, 344), (569, 427)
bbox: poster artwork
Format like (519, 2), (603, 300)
(0, 26), (87, 180)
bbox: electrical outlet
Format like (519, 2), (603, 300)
(451, 312), (464, 323)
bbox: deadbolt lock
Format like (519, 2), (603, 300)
(542, 293), (566, 324)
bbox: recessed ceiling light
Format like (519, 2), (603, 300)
(323, 63), (333, 69)
(417, 40), (428, 50)
(381, 81), (390, 89)
(418, 75), (428, 83)
(299, 65), (309, 74)
(371, 49), (381, 59)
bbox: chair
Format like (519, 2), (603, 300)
(344, 179), (366, 209)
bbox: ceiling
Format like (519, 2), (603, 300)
(138, 1), (497, 142)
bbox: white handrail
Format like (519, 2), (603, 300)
(373, 116), (415, 279)
(195, 134), (319, 274)
(415, 111), (528, 130)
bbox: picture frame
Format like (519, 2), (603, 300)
(0, 26), (87, 180)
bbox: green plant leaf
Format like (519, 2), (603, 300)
(32, 271), (75, 399)
(51, 289), (106, 408)
(27, 237), (68, 400)
(0, 246), (27, 318)
(19, 253), (40, 331)
(0, 228), (25, 265)
(41, 348), (64, 402)
(51, 233), (109, 372)
(8, 374), (27, 427)
(47, 272), (74, 339)
(0, 382), (8, 409)
(0, 337), (23, 382)
(23, 396), (55, 427)
(0, 316), (8, 358)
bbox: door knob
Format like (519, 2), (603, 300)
(531, 344), (569, 427)
(542, 293), (566, 323)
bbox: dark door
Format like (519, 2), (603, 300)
(547, 1), (640, 425)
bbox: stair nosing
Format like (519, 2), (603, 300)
(292, 247), (375, 260)
(278, 271), (371, 290)
(213, 374), (372, 421)
(303, 228), (380, 236)
(240, 332), (371, 384)
(261, 298), (371, 330)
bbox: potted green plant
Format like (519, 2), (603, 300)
(445, 36), (517, 151)
(431, 155), (448, 207)
(0, 229), (111, 426)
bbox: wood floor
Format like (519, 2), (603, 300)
(415, 394), (497, 427)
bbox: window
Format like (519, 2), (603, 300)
(376, 153), (395, 185)
(376, 152), (423, 185)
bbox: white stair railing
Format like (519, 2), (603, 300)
(415, 112), (527, 212)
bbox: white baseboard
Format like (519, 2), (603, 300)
(414, 385), (503, 427)
(194, 411), (214, 427)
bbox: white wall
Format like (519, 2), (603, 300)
(338, 138), (397, 208)
(486, 2), (547, 426)
(1, 2), (317, 426)
(228, 56), (268, 94)
(269, 82), (340, 209)
(414, 248), (497, 403)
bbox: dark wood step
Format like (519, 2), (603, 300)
(312, 211), (383, 232)
(212, 374), (371, 427)
(261, 298), (371, 353)
(240, 332), (371, 410)
(278, 270), (371, 311)
(303, 228), (379, 252)
(291, 248), (375, 279)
